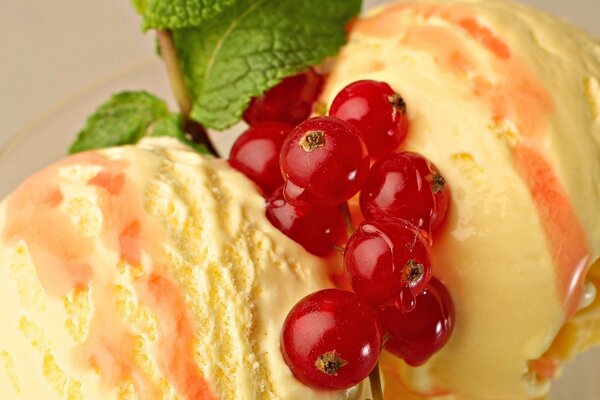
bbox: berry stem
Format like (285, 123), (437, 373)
(157, 29), (219, 157)
(339, 202), (355, 238)
(339, 204), (385, 399)
(332, 244), (345, 254)
(369, 361), (383, 400)
(184, 119), (220, 157)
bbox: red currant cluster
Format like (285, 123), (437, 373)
(229, 73), (455, 391)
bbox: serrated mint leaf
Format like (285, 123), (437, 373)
(148, 113), (209, 154)
(141, 0), (235, 31)
(173, 0), (362, 130)
(69, 91), (169, 154)
(148, 112), (182, 138)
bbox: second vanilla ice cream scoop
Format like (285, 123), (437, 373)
(320, 0), (600, 398)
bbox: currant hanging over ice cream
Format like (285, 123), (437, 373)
(265, 188), (347, 256)
(280, 289), (382, 390)
(243, 69), (324, 126)
(228, 56), (455, 391)
(344, 220), (433, 312)
(361, 152), (450, 233)
(254, 76), (456, 391)
(330, 80), (409, 159)
(280, 116), (370, 206)
(229, 122), (292, 195)
(378, 277), (455, 367)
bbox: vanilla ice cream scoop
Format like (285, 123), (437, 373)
(320, 0), (600, 398)
(0, 139), (369, 399)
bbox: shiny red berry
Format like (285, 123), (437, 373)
(360, 152), (450, 233)
(330, 80), (409, 159)
(280, 116), (370, 206)
(281, 289), (382, 390)
(228, 122), (292, 195)
(378, 277), (455, 366)
(243, 69), (323, 126)
(265, 188), (346, 256)
(344, 220), (432, 311)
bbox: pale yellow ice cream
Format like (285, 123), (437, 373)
(0, 139), (369, 399)
(320, 0), (600, 398)
(3, 1), (600, 399)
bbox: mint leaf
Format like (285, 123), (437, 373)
(140, 0), (235, 31)
(70, 91), (210, 155)
(69, 91), (170, 154)
(148, 113), (209, 154)
(172, 0), (361, 130)
(148, 112), (182, 137)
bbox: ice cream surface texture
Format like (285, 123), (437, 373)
(0, 139), (368, 399)
(320, 0), (600, 398)
(2, 0), (600, 399)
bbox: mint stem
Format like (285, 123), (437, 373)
(369, 361), (384, 400)
(157, 29), (193, 119)
(339, 202), (384, 399)
(157, 30), (219, 157)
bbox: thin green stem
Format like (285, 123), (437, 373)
(157, 29), (193, 119)
(369, 361), (384, 400)
(339, 202), (384, 399)
(157, 29), (218, 157)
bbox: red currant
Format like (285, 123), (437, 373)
(360, 152), (450, 233)
(280, 116), (370, 206)
(378, 277), (455, 366)
(229, 122), (292, 195)
(281, 289), (382, 390)
(265, 188), (346, 256)
(344, 220), (432, 311)
(243, 69), (323, 126)
(330, 80), (409, 159)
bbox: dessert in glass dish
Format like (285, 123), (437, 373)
(1, 0), (599, 399)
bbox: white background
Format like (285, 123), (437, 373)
(0, 0), (599, 149)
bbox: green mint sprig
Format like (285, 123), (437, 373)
(140, 0), (362, 130)
(69, 91), (207, 154)
(69, 1), (361, 154)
